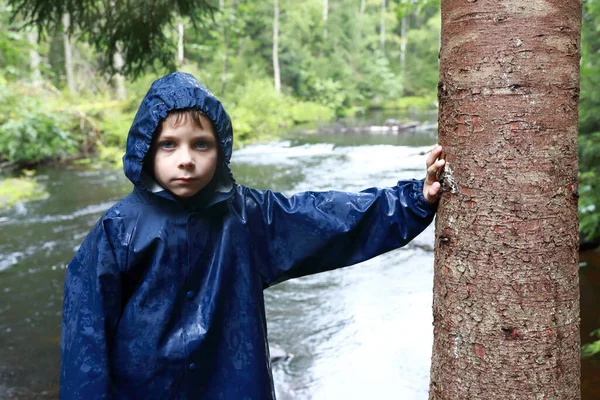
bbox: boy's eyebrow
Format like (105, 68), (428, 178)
(156, 132), (217, 143)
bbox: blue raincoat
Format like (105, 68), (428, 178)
(60, 72), (437, 399)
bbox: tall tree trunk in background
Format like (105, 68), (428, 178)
(429, 0), (581, 399)
(112, 46), (127, 100)
(219, 0), (229, 96)
(62, 13), (75, 93)
(176, 19), (184, 66)
(272, 0), (281, 93)
(399, 13), (409, 76)
(27, 28), (41, 85)
(323, 0), (328, 39)
(357, 0), (366, 42)
(379, 0), (386, 49)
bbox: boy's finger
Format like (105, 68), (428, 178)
(426, 159), (445, 183)
(425, 182), (441, 202)
(429, 182), (441, 196)
(426, 145), (442, 168)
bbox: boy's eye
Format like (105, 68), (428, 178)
(160, 141), (175, 149)
(194, 140), (208, 149)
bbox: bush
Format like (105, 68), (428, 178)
(381, 95), (438, 112)
(0, 82), (76, 163)
(582, 329), (600, 358)
(224, 79), (334, 145)
(579, 131), (600, 241)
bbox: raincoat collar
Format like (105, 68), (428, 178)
(122, 72), (235, 208)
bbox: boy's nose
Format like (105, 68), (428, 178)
(178, 150), (195, 169)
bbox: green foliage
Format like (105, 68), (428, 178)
(225, 79), (334, 145)
(582, 329), (600, 358)
(404, 12), (440, 97)
(7, 0), (215, 78)
(381, 95), (437, 112)
(98, 144), (124, 169)
(0, 3), (30, 78)
(0, 175), (48, 208)
(579, 132), (600, 241)
(579, 0), (600, 242)
(580, 0), (600, 134)
(0, 82), (76, 163)
(573, 1), (600, 244)
(96, 108), (136, 148)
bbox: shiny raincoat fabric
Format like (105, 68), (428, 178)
(60, 72), (437, 400)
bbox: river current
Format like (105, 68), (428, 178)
(2, 126), (598, 399)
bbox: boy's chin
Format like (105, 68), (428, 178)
(171, 189), (202, 198)
(167, 185), (205, 198)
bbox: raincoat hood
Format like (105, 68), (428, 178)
(123, 72), (235, 200)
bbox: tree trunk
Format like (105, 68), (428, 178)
(400, 13), (409, 75)
(429, 1), (581, 399)
(220, 0), (229, 97)
(379, 0), (386, 49)
(272, 0), (281, 93)
(112, 46), (127, 100)
(62, 13), (75, 93)
(176, 20), (184, 66)
(323, 0), (328, 39)
(357, 0), (366, 42)
(27, 28), (42, 85)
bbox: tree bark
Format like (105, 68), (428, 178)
(379, 0), (386, 49)
(357, 0), (366, 42)
(429, 1), (581, 399)
(219, 0), (229, 97)
(323, 0), (328, 39)
(27, 28), (42, 85)
(62, 13), (75, 93)
(112, 46), (127, 100)
(400, 13), (409, 75)
(272, 0), (281, 93)
(176, 20), (184, 66)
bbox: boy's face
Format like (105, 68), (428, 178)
(151, 115), (219, 198)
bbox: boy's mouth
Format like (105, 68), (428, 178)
(173, 177), (198, 183)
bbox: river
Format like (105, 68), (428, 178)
(0, 116), (598, 399)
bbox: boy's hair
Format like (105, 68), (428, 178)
(156, 109), (211, 135)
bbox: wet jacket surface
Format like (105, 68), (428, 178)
(60, 72), (437, 399)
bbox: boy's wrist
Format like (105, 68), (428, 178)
(414, 179), (438, 211)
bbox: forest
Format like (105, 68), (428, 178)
(0, 0), (597, 245)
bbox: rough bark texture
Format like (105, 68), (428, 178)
(429, 1), (581, 399)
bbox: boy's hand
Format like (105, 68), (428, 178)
(423, 144), (445, 204)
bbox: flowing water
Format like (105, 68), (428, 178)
(0, 118), (598, 399)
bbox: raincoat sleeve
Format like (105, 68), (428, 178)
(60, 218), (124, 400)
(244, 178), (436, 288)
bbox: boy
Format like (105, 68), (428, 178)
(60, 72), (445, 399)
